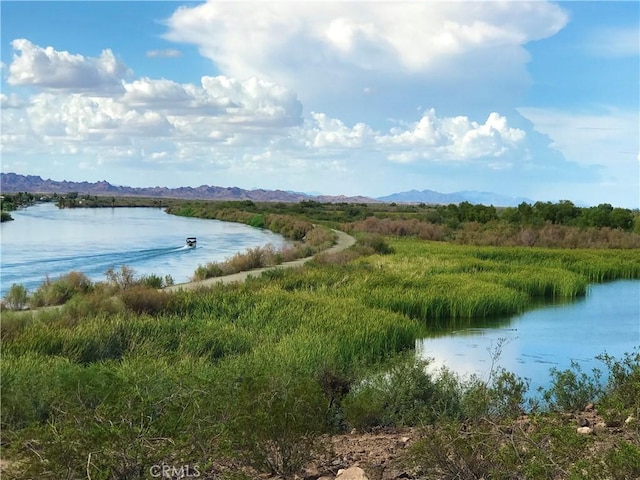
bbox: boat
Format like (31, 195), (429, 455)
(186, 237), (197, 248)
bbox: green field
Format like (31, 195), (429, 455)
(2, 232), (640, 478)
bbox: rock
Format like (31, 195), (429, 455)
(625, 415), (635, 425)
(584, 403), (595, 411)
(578, 417), (590, 427)
(594, 421), (607, 432)
(336, 466), (370, 480)
(576, 427), (593, 435)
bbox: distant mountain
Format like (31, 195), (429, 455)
(377, 189), (532, 207)
(0, 173), (376, 203)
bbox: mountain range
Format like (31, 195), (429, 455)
(377, 189), (532, 206)
(1, 173), (531, 206)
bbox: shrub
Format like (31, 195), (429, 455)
(248, 214), (265, 228)
(303, 226), (336, 247)
(30, 271), (92, 307)
(597, 351), (640, 427)
(3, 283), (29, 310)
(140, 273), (164, 289)
(119, 286), (170, 315)
(227, 370), (328, 475)
(603, 441), (640, 480)
(105, 265), (137, 290)
(542, 361), (602, 412)
(342, 357), (437, 430)
(356, 233), (393, 254)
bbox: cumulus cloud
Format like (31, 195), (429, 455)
(298, 109), (526, 166)
(164, 1), (567, 108)
(145, 48), (182, 58)
(8, 39), (130, 92)
(0, 93), (26, 109)
(2, 37), (305, 161)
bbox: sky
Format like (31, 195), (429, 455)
(1, 1), (638, 207)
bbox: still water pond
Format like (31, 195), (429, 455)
(417, 280), (639, 392)
(0, 203), (289, 296)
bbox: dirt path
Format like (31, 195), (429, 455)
(164, 229), (356, 292)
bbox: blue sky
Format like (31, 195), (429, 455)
(1, 1), (638, 207)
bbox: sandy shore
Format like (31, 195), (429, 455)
(164, 229), (356, 292)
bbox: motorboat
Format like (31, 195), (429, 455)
(186, 237), (197, 248)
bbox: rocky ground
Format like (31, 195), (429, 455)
(2, 407), (637, 480)
(243, 405), (638, 480)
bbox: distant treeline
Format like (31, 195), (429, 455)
(163, 199), (640, 249)
(6, 192), (640, 246)
(0, 192), (41, 222)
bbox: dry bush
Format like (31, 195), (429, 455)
(345, 217), (446, 240)
(119, 286), (170, 315)
(303, 227), (336, 247)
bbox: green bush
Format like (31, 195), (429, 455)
(343, 357), (437, 430)
(597, 351), (640, 427)
(542, 361), (602, 412)
(3, 357), (214, 480)
(226, 369), (328, 475)
(30, 271), (92, 307)
(3, 283), (29, 310)
(602, 441), (640, 480)
(248, 214), (265, 228)
(356, 233), (393, 254)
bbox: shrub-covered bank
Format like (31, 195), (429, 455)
(2, 234), (639, 478)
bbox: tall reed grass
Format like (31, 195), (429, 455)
(3, 235), (639, 477)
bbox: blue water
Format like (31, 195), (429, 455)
(0, 203), (289, 295)
(417, 280), (640, 393)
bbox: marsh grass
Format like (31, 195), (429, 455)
(2, 236), (639, 477)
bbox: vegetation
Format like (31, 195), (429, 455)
(1, 192), (41, 221)
(2, 196), (639, 478)
(192, 226), (335, 280)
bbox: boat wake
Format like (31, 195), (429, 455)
(1, 245), (196, 295)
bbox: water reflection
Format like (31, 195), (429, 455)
(417, 280), (640, 392)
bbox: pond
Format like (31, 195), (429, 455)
(0, 203), (289, 296)
(417, 279), (640, 393)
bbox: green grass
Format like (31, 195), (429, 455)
(2, 236), (639, 477)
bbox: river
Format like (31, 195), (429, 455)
(2, 203), (638, 392)
(417, 279), (640, 393)
(0, 203), (289, 296)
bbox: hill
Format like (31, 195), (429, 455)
(377, 188), (532, 206)
(0, 173), (376, 203)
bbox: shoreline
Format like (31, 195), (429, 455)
(163, 229), (356, 291)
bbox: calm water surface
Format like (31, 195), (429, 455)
(0, 203), (289, 296)
(417, 280), (640, 392)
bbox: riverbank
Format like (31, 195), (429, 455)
(2, 234), (638, 479)
(164, 229), (356, 291)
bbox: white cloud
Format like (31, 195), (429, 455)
(587, 26), (640, 58)
(0, 93), (26, 109)
(306, 112), (375, 148)
(377, 110), (526, 164)
(2, 37), (304, 156)
(164, 1), (567, 107)
(145, 48), (182, 58)
(8, 39), (130, 92)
